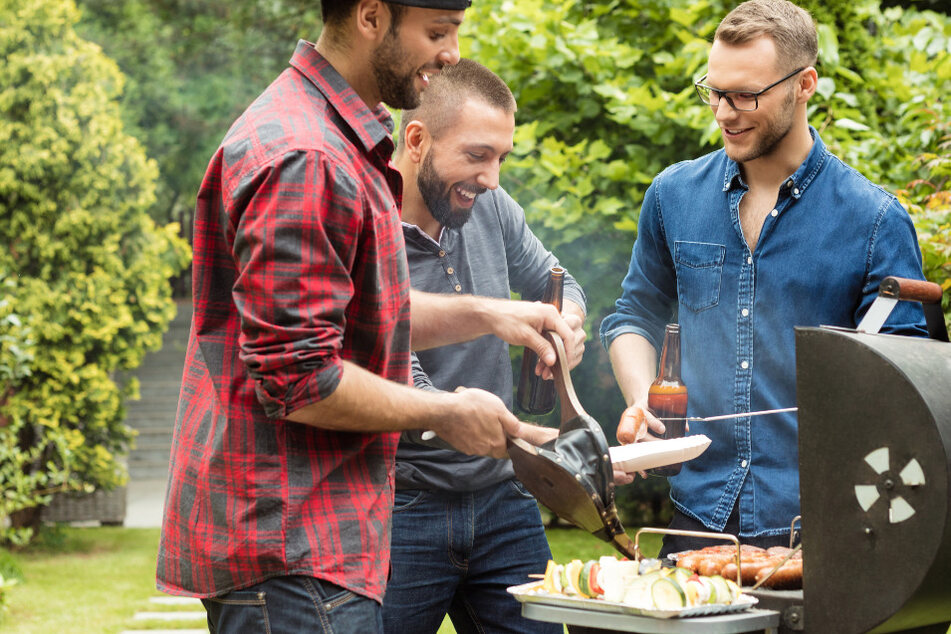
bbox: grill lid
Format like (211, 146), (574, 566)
(796, 327), (951, 633)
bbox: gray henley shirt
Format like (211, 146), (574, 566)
(397, 186), (586, 492)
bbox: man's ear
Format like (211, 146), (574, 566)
(797, 66), (818, 103)
(403, 120), (429, 164)
(354, 0), (388, 43)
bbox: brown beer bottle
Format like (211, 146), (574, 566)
(647, 323), (688, 477)
(516, 266), (565, 415)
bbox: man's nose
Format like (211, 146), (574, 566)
(713, 98), (738, 122)
(476, 166), (500, 190)
(437, 33), (461, 66)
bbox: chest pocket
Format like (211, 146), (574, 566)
(675, 241), (726, 313)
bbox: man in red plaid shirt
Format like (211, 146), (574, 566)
(156, 1), (574, 632)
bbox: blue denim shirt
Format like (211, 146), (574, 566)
(600, 129), (926, 538)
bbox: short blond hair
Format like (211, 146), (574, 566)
(715, 0), (818, 71)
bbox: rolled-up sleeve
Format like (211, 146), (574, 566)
(230, 150), (362, 418)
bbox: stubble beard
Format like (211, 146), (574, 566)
(371, 30), (421, 110)
(417, 150), (483, 230)
(725, 87), (798, 164)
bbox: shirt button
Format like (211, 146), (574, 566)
(770, 209), (778, 217)
(741, 308), (749, 317)
(741, 360), (749, 369)
(454, 284), (462, 292)
(786, 180), (793, 188)
(741, 459), (748, 468)
(439, 250), (446, 257)
(747, 256), (753, 265)
(446, 267), (454, 275)
(793, 188), (800, 195)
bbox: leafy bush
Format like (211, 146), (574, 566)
(0, 0), (190, 545)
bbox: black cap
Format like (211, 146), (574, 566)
(387, 0), (471, 8)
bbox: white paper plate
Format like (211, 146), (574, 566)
(507, 580), (758, 619)
(609, 435), (711, 473)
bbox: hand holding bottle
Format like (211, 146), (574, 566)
(647, 323), (688, 476)
(517, 267), (565, 414)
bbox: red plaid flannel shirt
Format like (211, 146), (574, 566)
(157, 41), (410, 602)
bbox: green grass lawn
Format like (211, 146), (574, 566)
(1, 526), (187, 633)
(0, 525), (660, 633)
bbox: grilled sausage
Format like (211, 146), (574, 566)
(755, 559), (803, 589)
(698, 553), (734, 576)
(722, 557), (774, 586)
(676, 555), (702, 573)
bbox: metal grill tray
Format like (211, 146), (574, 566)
(508, 581), (759, 619)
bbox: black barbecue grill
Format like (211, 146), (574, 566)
(516, 278), (951, 634)
(794, 325), (951, 633)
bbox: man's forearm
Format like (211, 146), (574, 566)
(285, 359), (535, 459)
(409, 289), (574, 369)
(409, 290), (492, 350)
(607, 332), (658, 407)
(564, 299), (586, 323)
(285, 360), (449, 432)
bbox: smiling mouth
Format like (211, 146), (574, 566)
(419, 65), (445, 86)
(455, 186), (477, 201)
(453, 185), (485, 206)
(723, 127), (751, 137)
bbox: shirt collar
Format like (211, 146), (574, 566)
(289, 40), (395, 156)
(722, 126), (828, 199)
(402, 221), (446, 247)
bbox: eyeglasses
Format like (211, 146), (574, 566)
(694, 67), (805, 112)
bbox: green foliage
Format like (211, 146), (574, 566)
(898, 120), (951, 328)
(74, 0), (323, 232)
(0, 0), (190, 545)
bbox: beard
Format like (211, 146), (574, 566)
(417, 150), (486, 230)
(725, 87), (798, 163)
(370, 29), (422, 110)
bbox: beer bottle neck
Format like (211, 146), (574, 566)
(544, 267), (565, 311)
(658, 328), (681, 380)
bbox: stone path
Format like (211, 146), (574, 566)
(123, 299), (191, 528)
(119, 596), (206, 634)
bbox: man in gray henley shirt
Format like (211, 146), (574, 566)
(381, 60), (586, 633)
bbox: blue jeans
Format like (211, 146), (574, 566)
(201, 575), (382, 633)
(382, 479), (560, 634)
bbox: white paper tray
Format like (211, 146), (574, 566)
(609, 435), (712, 473)
(507, 581), (758, 619)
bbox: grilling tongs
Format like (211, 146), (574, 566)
(508, 331), (638, 559)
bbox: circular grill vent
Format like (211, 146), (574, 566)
(853, 447), (926, 524)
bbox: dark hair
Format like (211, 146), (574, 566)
(715, 0), (818, 70)
(398, 58), (516, 143)
(321, 1), (405, 32)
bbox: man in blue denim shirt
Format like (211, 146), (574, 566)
(600, 0), (927, 556)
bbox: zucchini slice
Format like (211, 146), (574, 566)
(651, 577), (686, 610)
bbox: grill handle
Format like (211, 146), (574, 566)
(879, 276), (942, 303)
(880, 276), (948, 342)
